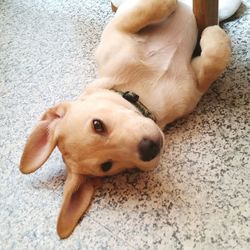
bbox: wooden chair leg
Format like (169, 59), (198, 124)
(111, 2), (117, 12)
(193, 0), (218, 56)
(193, 0), (219, 37)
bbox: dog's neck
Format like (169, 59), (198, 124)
(112, 89), (156, 122)
(80, 86), (158, 123)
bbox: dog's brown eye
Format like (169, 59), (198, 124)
(92, 119), (106, 133)
(101, 161), (112, 172)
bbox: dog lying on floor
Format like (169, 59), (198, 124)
(20, 0), (231, 239)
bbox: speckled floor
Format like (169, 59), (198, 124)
(0, 0), (249, 249)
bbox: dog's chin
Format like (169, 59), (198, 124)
(137, 156), (162, 172)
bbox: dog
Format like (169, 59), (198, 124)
(20, 0), (231, 239)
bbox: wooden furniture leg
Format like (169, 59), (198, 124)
(193, 0), (219, 37)
(111, 2), (117, 12)
(193, 0), (219, 55)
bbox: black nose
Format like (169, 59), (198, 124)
(138, 138), (161, 162)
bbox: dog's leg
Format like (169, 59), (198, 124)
(110, 0), (177, 33)
(191, 25), (231, 93)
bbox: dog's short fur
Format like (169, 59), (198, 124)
(20, 0), (231, 238)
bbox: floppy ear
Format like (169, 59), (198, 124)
(20, 103), (68, 174)
(57, 173), (95, 239)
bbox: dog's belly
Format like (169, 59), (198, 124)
(135, 3), (196, 72)
(96, 3), (200, 127)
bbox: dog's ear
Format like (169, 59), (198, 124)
(20, 103), (69, 174)
(57, 173), (95, 239)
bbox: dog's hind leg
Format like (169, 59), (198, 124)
(110, 0), (177, 33)
(191, 25), (231, 93)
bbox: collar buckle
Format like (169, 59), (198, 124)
(122, 91), (139, 103)
(112, 89), (156, 122)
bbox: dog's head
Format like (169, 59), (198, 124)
(20, 90), (164, 238)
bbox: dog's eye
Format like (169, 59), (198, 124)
(92, 119), (106, 133)
(101, 161), (113, 172)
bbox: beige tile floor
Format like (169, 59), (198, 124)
(0, 0), (249, 249)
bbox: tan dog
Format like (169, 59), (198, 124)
(20, 0), (231, 239)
